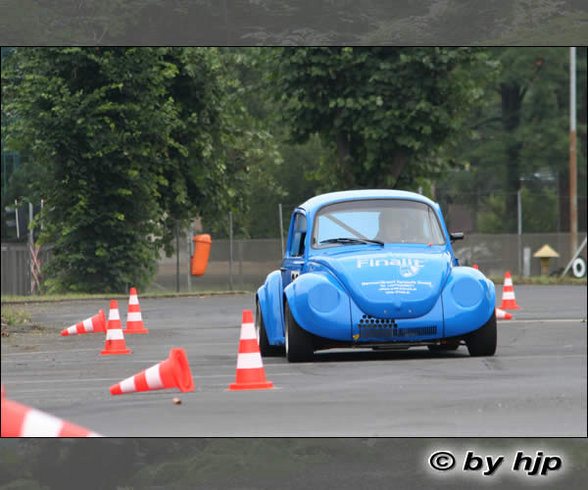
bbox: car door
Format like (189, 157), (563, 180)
(281, 211), (307, 290)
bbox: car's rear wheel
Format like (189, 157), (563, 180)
(428, 341), (460, 352)
(466, 310), (497, 357)
(256, 300), (284, 357)
(284, 301), (314, 363)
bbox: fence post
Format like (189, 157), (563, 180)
(238, 240), (243, 290)
(517, 189), (522, 276)
(187, 223), (193, 292)
(15, 199), (20, 239)
(279, 203), (284, 257)
(176, 222), (180, 293)
(229, 211), (233, 291)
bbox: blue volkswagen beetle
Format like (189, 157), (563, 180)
(256, 190), (496, 362)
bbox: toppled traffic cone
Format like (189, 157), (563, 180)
(1, 394), (101, 437)
(61, 310), (106, 336)
(125, 287), (148, 334)
(100, 300), (131, 355)
(495, 307), (512, 320)
(110, 348), (194, 395)
(499, 271), (521, 310)
(228, 310), (274, 391)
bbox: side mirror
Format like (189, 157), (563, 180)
(449, 232), (464, 242)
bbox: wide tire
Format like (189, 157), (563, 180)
(256, 300), (284, 357)
(284, 301), (314, 363)
(466, 310), (497, 357)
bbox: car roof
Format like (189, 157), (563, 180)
(298, 189), (437, 213)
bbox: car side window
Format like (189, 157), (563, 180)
(288, 213), (307, 257)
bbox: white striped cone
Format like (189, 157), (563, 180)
(229, 310), (274, 391)
(495, 307), (512, 320)
(499, 271), (520, 309)
(1, 397), (101, 437)
(100, 300), (131, 355)
(110, 348), (194, 395)
(125, 287), (148, 333)
(61, 310), (106, 336)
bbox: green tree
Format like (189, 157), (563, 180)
(274, 47), (497, 192)
(218, 48), (327, 239)
(2, 47), (243, 292)
(436, 47), (587, 233)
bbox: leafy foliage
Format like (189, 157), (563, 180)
(2, 48), (247, 292)
(436, 47), (587, 233)
(274, 47), (498, 191)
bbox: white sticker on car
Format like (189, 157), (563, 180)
(356, 257), (424, 278)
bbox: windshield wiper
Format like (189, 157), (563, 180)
(320, 237), (384, 246)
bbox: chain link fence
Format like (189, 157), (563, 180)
(148, 231), (588, 294)
(2, 232), (586, 296)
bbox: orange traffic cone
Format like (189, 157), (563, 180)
(499, 271), (520, 310)
(61, 310), (106, 336)
(472, 264), (479, 270)
(495, 307), (512, 320)
(100, 300), (131, 355)
(110, 348), (194, 395)
(228, 310), (274, 391)
(1, 395), (101, 437)
(125, 287), (148, 334)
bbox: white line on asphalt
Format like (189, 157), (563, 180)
(0, 342), (241, 358)
(0, 348), (99, 356)
(500, 319), (586, 324)
(0, 371), (299, 388)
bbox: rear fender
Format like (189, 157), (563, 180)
(256, 270), (285, 346)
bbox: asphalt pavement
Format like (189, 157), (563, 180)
(1, 285), (586, 437)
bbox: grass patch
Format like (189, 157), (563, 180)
(1, 308), (32, 328)
(488, 275), (587, 286)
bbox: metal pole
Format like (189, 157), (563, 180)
(279, 203), (284, 256)
(176, 222), (180, 293)
(517, 189), (522, 275)
(229, 211), (233, 291)
(569, 47), (577, 260)
(238, 240), (243, 290)
(187, 224), (192, 292)
(29, 202), (34, 295)
(28, 202), (33, 247)
(15, 199), (20, 239)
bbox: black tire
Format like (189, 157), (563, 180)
(428, 341), (460, 352)
(284, 301), (314, 363)
(466, 310), (497, 357)
(256, 300), (284, 357)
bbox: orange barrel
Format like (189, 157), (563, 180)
(191, 234), (212, 276)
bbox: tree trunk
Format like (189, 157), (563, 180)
(500, 82), (523, 233)
(336, 131), (355, 187)
(386, 149), (407, 188)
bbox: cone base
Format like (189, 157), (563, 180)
(100, 349), (131, 355)
(125, 328), (149, 334)
(228, 381), (274, 391)
(499, 304), (520, 310)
